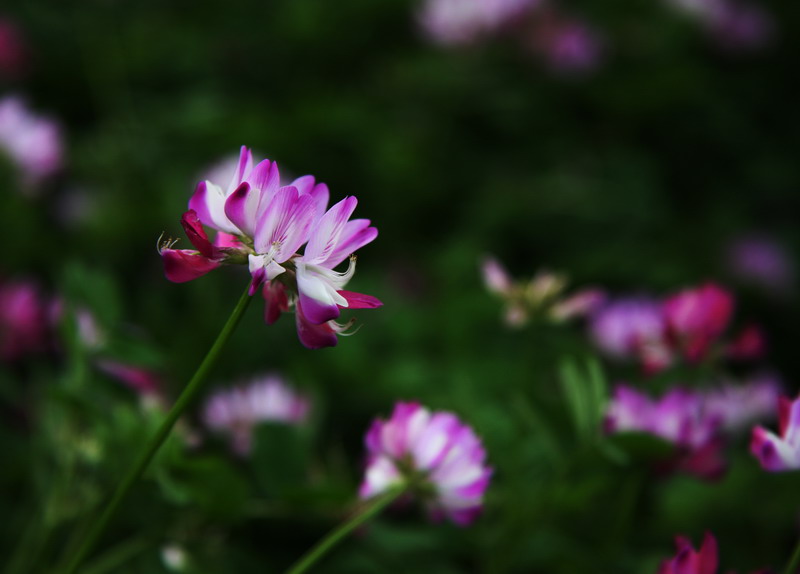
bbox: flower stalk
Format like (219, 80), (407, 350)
(58, 283), (253, 574)
(284, 483), (407, 574)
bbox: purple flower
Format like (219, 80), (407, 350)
(160, 146), (380, 348)
(605, 385), (725, 479)
(0, 95), (62, 187)
(751, 395), (800, 472)
(0, 277), (48, 361)
(360, 401), (492, 526)
(709, 2), (773, 49)
(419, 0), (539, 45)
(202, 374), (310, 456)
(726, 235), (794, 295)
(703, 374), (780, 432)
(589, 297), (672, 374)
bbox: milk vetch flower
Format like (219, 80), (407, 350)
(359, 401), (492, 526)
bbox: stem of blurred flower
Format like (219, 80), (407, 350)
(283, 484), (407, 574)
(58, 284), (253, 574)
(784, 538), (800, 574)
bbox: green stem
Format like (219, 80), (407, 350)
(284, 484), (407, 574)
(784, 537), (800, 574)
(58, 284), (253, 574)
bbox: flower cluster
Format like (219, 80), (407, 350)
(589, 283), (763, 375)
(658, 532), (770, 574)
(160, 146), (381, 349)
(0, 95), (62, 188)
(202, 374), (310, 456)
(481, 255), (604, 327)
(359, 401), (492, 526)
(605, 377), (780, 479)
(0, 277), (49, 361)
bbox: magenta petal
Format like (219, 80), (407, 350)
(181, 210), (217, 258)
(223, 182), (256, 236)
(299, 291), (341, 324)
(340, 290), (382, 309)
(249, 158), (280, 193)
(262, 281), (289, 325)
(326, 220), (378, 267)
(295, 302), (338, 349)
(162, 249), (220, 283)
(188, 181), (214, 228)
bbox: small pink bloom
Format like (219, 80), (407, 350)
(704, 374), (780, 432)
(709, 2), (773, 50)
(658, 532), (718, 574)
(657, 531), (771, 574)
(751, 395), (800, 472)
(360, 401), (492, 526)
(0, 278), (48, 361)
(0, 95), (62, 187)
(549, 288), (606, 321)
(202, 374), (310, 455)
(663, 283), (733, 363)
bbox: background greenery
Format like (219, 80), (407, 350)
(2, 0), (798, 572)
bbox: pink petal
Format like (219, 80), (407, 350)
(161, 249), (220, 283)
(223, 182), (258, 237)
(295, 301), (338, 349)
(304, 196), (358, 263)
(180, 210), (217, 258)
(340, 290), (383, 309)
(262, 281), (289, 325)
(325, 219), (378, 268)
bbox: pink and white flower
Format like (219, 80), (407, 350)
(360, 401), (492, 526)
(605, 385), (725, 479)
(160, 146), (380, 348)
(0, 95), (62, 187)
(202, 374), (310, 455)
(703, 374), (780, 432)
(751, 395), (800, 472)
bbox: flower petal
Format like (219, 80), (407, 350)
(161, 249), (220, 283)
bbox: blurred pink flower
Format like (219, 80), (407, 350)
(419, 0), (539, 45)
(202, 374), (310, 455)
(0, 95), (62, 187)
(658, 532), (718, 574)
(726, 235), (794, 295)
(725, 324), (766, 361)
(589, 297), (672, 374)
(0, 17), (27, 78)
(751, 395), (800, 472)
(0, 278), (48, 361)
(360, 401), (492, 525)
(534, 15), (603, 74)
(96, 360), (161, 396)
(605, 385), (726, 479)
(162, 146), (380, 349)
(663, 283), (733, 363)
(658, 531), (770, 573)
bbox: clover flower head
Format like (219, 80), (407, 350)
(359, 401), (492, 526)
(663, 283), (734, 363)
(203, 374), (310, 455)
